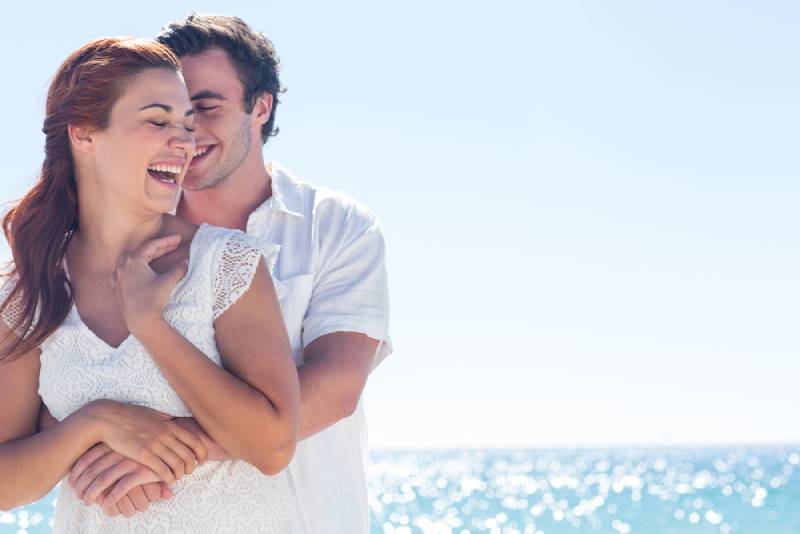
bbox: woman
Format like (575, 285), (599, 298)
(0, 37), (304, 532)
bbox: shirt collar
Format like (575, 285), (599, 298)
(252, 161), (305, 219)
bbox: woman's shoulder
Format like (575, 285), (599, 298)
(197, 224), (280, 259)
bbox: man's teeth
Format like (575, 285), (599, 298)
(195, 146), (210, 157)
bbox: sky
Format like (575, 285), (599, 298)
(1, 1), (799, 449)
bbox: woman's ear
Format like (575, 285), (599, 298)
(68, 124), (95, 154)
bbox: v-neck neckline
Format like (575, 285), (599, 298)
(63, 223), (207, 351)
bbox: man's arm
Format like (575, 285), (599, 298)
(296, 332), (379, 440)
(175, 331), (379, 445)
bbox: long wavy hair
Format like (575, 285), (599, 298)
(0, 37), (180, 361)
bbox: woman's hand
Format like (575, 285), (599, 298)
(111, 234), (189, 336)
(84, 399), (207, 487)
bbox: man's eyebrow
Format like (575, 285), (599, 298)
(190, 90), (226, 101)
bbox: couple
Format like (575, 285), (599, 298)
(0, 13), (391, 534)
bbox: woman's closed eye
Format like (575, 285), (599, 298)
(149, 120), (194, 132)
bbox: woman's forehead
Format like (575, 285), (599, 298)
(116, 69), (191, 112)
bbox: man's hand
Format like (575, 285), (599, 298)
(97, 481), (169, 518)
(68, 443), (171, 516)
(67, 418), (226, 518)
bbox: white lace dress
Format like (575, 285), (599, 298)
(2, 224), (305, 533)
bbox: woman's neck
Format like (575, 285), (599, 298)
(69, 211), (166, 276)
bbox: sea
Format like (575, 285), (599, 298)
(1, 446), (798, 533)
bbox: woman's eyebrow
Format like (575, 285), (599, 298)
(139, 103), (172, 112)
(139, 103), (194, 117)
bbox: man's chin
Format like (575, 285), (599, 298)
(181, 174), (207, 192)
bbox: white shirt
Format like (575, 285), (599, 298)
(245, 162), (392, 534)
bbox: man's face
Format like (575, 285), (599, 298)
(179, 47), (252, 191)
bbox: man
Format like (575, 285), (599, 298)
(64, 13), (391, 533)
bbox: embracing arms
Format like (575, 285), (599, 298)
(115, 235), (299, 475)
(0, 339), (206, 511)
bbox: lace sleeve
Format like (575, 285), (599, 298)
(0, 274), (27, 336)
(211, 230), (283, 322)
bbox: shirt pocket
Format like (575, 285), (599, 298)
(276, 273), (315, 357)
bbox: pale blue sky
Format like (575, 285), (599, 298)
(1, 1), (799, 448)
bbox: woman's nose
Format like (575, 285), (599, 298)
(171, 130), (196, 156)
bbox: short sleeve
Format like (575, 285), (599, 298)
(0, 274), (29, 337)
(211, 230), (283, 322)
(302, 211), (392, 370)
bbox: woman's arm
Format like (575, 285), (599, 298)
(0, 345), (101, 510)
(128, 259), (299, 475)
(0, 322), (207, 510)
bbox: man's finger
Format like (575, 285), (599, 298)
(75, 451), (125, 501)
(68, 443), (111, 488)
(127, 486), (151, 513)
(116, 496), (137, 518)
(84, 460), (138, 505)
(136, 235), (182, 263)
(100, 502), (121, 518)
(105, 469), (161, 506)
(142, 482), (162, 503)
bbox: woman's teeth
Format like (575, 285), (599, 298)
(147, 164), (180, 184)
(148, 164), (182, 174)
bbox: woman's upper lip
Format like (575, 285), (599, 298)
(148, 158), (186, 166)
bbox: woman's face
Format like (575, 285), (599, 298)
(89, 68), (195, 216)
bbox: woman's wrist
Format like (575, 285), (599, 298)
(69, 400), (110, 448)
(128, 314), (171, 344)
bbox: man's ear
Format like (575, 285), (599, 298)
(67, 124), (95, 154)
(251, 92), (273, 129)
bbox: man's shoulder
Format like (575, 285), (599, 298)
(272, 163), (380, 231)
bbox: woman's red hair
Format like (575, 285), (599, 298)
(0, 37), (180, 361)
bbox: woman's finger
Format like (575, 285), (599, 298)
(84, 460), (138, 505)
(151, 441), (185, 480)
(165, 435), (199, 476)
(127, 486), (151, 513)
(68, 443), (112, 488)
(135, 235), (182, 263)
(138, 450), (176, 486)
(172, 425), (208, 465)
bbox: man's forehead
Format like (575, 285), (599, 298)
(180, 48), (242, 98)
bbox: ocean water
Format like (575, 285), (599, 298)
(2, 446), (798, 533)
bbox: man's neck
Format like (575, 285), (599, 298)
(178, 161), (272, 231)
